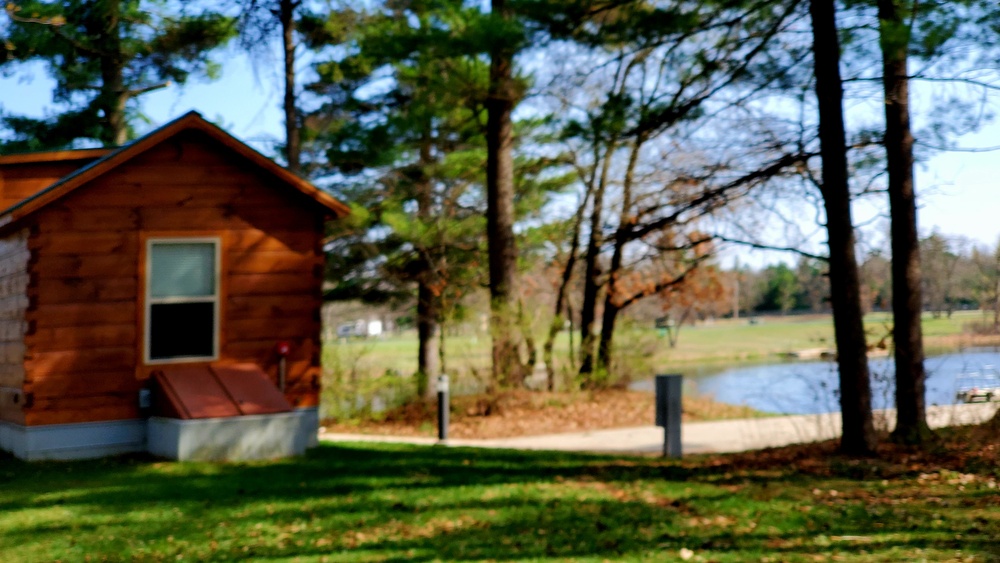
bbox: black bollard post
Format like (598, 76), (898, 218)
(437, 374), (449, 443)
(655, 374), (682, 458)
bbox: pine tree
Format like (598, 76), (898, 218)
(306, 1), (491, 397)
(234, 0), (307, 172)
(485, 0), (533, 388)
(1, 1), (233, 150)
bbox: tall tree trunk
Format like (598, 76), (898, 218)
(567, 298), (576, 370)
(416, 134), (439, 398)
(416, 281), (440, 398)
(95, 1), (127, 146)
(596, 299), (620, 375)
(595, 201), (629, 374)
(596, 136), (643, 375)
(486, 0), (525, 388)
(577, 186), (606, 381)
(809, 0), (877, 455)
(543, 188), (590, 391)
(439, 318), (447, 377)
(280, 0), (301, 173)
(878, 0), (930, 445)
(578, 138), (615, 382)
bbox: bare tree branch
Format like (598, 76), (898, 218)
(126, 80), (173, 97)
(714, 235), (828, 261)
(628, 150), (814, 242)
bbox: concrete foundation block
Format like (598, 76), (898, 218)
(147, 407), (319, 461)
(0, 419), (146, 460)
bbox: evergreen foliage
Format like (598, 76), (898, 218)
(0, 1), (234, 150)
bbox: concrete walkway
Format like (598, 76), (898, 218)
(319, 402), (999, 456)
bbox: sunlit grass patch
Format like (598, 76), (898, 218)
(1, 426), (999, 562)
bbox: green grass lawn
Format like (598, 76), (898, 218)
(2, 436), (998, 562)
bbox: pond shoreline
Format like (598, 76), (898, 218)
(643, 345), (1000, 416)
(651, 338), (1000, 382)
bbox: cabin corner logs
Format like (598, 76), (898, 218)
(1, 127), (332, 429)
(0, 228), (30, 425)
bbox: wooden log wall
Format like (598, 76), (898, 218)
(0, 156), (105, 211)
(21, 131), (325, 426)
(0, 229), (30, 424)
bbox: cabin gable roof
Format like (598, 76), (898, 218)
(0, 112), (348, 233)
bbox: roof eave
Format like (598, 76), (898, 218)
(0, 112), (349, 235)
(0, 148), (114, 166)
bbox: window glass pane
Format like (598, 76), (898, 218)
(150, 243), (215, 298)
(149, 302), (215, 359)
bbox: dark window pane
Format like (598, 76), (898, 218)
(150, 302), (215, 360)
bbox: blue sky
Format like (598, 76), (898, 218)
(2, 47), (998, 255)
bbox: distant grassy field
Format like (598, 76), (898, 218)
(1, 431), (998, 562)
(324, 310), (999, 386)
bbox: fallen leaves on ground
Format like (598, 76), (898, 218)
(685, 420), (1000, 483)
(322, 389), (764, 439)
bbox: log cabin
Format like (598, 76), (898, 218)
(0, 112), (348, 460)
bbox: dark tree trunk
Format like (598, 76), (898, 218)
(878, 0), (930, 445)
(596, 203), (628, 375)
(597, 135), (642, 375)
(567, 298), (576, 369)
(596, 299), (619, 374)
(280, 0), (301, 173)
(93, 2), (127, 146)
(577, 182), (606, 381)
(415, 134), (439, 397)
(543, 189), (590, 391)
(809, 0), (877, 455)
(486, 0), (525, 388)
(416, 281), (440, 398)
(578, 138), (615, 382)
(439, 317), (448, 376)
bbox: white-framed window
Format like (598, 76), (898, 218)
(145, 238), (220, 363)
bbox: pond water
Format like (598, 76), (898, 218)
(634, 348), (1000, 415)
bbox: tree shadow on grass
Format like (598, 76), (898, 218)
(0, 444), (686, 515)
(0, 443), (997, 561)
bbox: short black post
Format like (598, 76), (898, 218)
(655, 374), (682, 458)
(437, 374), (449, 443)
